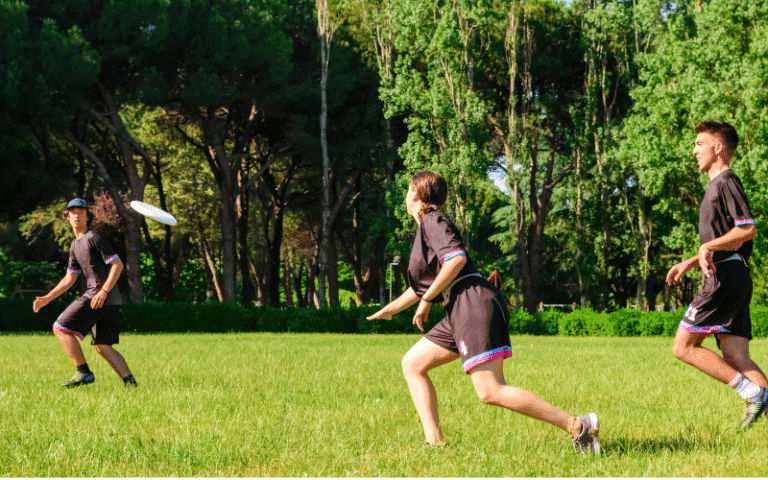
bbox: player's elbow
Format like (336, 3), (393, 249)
(111, 258), (124, 274)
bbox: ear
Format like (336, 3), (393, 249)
(714, 140), (725, 156)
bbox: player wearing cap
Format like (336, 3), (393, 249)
(33, 198), (137, 387)
(666, 121), (766, 430)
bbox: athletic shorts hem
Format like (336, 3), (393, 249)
(678, 320), (730, 335)
(462, 346), (513, 374)
(53, 321), (85, 340)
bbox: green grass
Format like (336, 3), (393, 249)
(2, 332), (768, 477)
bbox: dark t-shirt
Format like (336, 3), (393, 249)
(67, 230), (122, 305)
(699, 170), (754, 262)
(407, 211), (478, 302)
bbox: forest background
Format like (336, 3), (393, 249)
(2, 0), (768, 316)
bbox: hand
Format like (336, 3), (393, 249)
(697, 244), (716, 278)
(666, 263), (685, 285)
(91, 290), (108, 309)
(367, 309), (393, 321)
(412, 299), (431, 332)
(33, 296), (50, 313)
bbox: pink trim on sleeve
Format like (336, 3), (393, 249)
(439, 249), (466, 266)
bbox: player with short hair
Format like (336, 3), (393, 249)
(666, 120), (766, 429)
(33, 198), (137, 388)
(368, 171), (599, 454)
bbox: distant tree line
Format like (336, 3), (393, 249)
(2, 0), (768, 313)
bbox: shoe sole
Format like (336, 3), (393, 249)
(61, 377), (95, 388)
(740, 402), (768, 431)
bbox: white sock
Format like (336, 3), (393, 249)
(730, 373), (762, 400)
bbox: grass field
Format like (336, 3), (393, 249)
(2, 332), (768, 477)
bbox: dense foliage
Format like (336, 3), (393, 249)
(2, 0), (768, 316)
(13, 297), (768, 339)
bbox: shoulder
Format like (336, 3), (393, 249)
(717, 170), (747, 193)
(84, 230), (101, 242)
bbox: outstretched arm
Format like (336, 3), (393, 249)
(367, 287), (421, 321)
(33, 273), (78, 312)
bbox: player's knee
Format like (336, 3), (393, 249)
(672, 342), (691, 362)
(95, 344), (111, 357)
(401, 355), (417, 377)
(474, 385), (501, 406)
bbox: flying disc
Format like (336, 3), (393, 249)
(130, 201), (177, 226)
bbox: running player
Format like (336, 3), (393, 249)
(666, 120), (767, 429)
(33, 198), (137, 388)
(368, 172), (600, 454)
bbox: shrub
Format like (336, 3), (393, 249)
(532, 309), (563, 336)
(559, 308), (607, 336)
(0, 298), (66, 331)
(0, 298), (732, 339)
(605, 309), (642, 337)
(508, 310), (535, 335)
(752, 306), (768, 338)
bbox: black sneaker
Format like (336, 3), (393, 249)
(61, 372), (95, 388)
(739, 387), (768, 431)
(123, 375), (137, 387)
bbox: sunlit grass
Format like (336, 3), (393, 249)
(2, 332), (768, 476)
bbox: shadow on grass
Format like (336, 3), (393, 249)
(601, 430), (730, 457)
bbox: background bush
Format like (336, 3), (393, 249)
(0, 299), (763, 338)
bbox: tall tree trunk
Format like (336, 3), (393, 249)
(203, 125), (239, 303)
(575, 146), (588, 307)
(238, 170), (255, 306)
(195, 218), (223, 302)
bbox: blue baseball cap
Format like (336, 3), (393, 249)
(66, 198), (89, 210)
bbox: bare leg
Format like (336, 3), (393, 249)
(469, 358), (579, 434)
(672, 329), (738, 384)
(95, 344), (132, 378)
(53, 327), (86, 366)
(401, 337), (460, 444)
(720, 335), (768, 388)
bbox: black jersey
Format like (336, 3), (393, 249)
(699, 170), (754, 262)
(67, 230), (122, 305)
(406, 211), (478, 302)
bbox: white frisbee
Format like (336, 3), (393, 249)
(130, 200), (177, 226)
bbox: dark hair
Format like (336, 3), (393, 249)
(411, 171), (447, 220)
(695, 120), (739, 154)
(62, 207), (94, 229)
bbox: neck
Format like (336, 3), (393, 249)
(73, 227), (88, 239)
(707, 161), (730, 180)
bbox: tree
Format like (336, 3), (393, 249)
(485, 0), (585, 312)
(622, 0), (768, 306)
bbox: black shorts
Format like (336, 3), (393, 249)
(680, 257), (752, 345)
(425, 276), (512, 374)
(54, 296), (121, 345)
